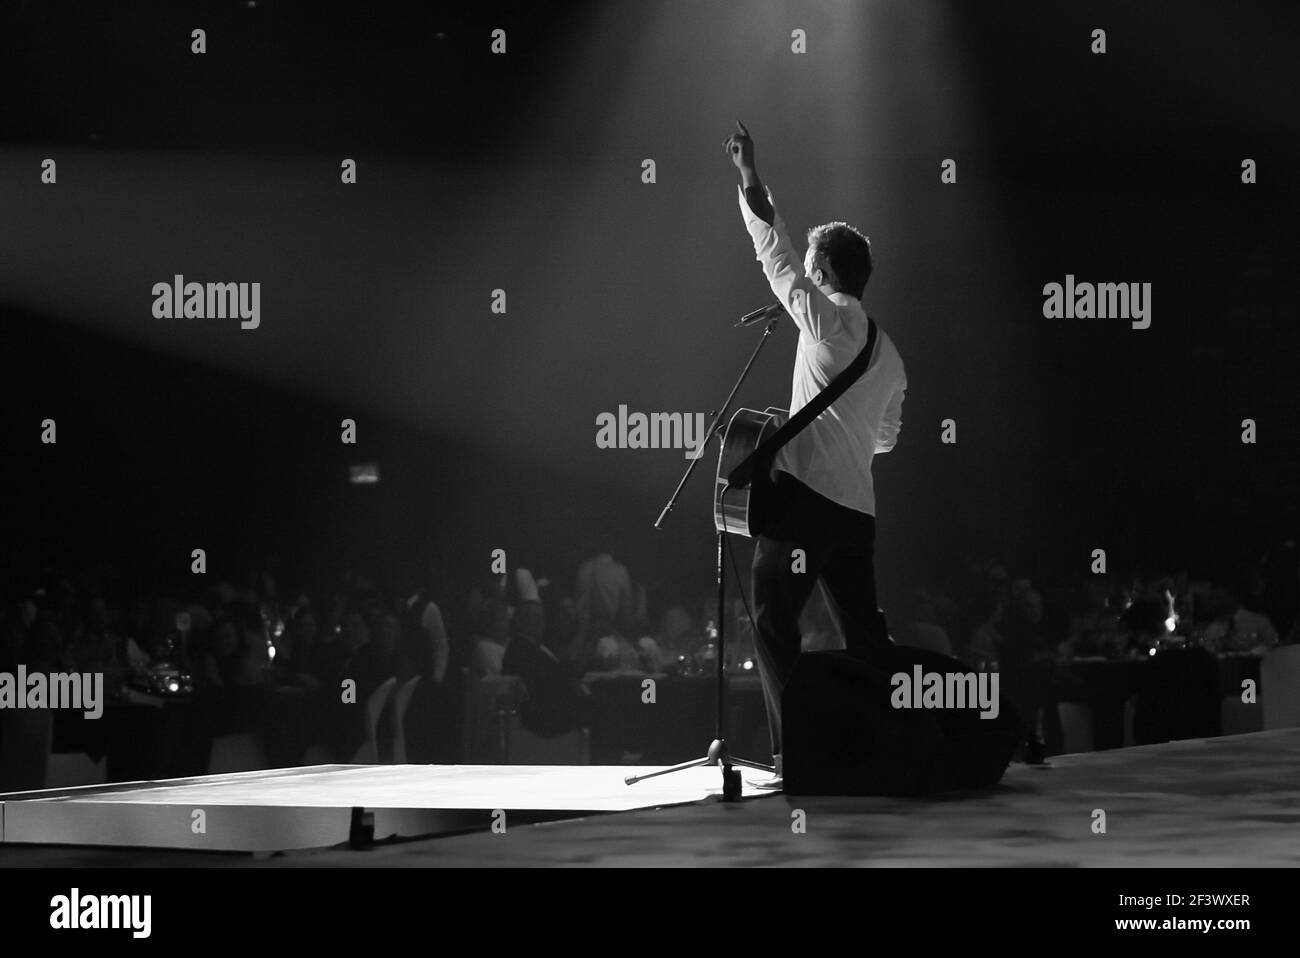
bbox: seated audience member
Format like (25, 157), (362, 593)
(147, 597), (182, 659)
(965, 592), (1005, 666)
(1063, 580), (1113, 657)
(1129, 588), (1219, 744)
(399, 574), (470, 764)
(997, 584), (1056, 753)
(591, 633), (642, 672)
(273, 605), (326, 689)
(62, 599), (127, 692)
(896, 590), (952, 656)
(656, 606), (700, 664)
(318, 606), (382, 760)
(237, 609), (272, 686)
(470, 596), (511, 678)
(403, 571), (451, 684)
(1119, 586), (1177, 654)
(321, 607), (370, 685)
(260, 605), (335, 765)
(576, 551), (634, 645)
(201, 616), (244, 689)
(588, 589), (649, 671)
(347, 609), (406, 699)
(552, 596), (584, 665)
(177, 603), (211, 667)
(502, 599), (590, 736)
(1000, 586), (1054, 666)
(1193, 585), (1278, 653)
(202, 604), (269, 688)
(635, 634), (665, 668)
(1227, 599), (1280, 652)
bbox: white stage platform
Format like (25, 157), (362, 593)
(0, 763), (774, 853)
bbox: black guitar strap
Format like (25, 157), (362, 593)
(727, 315), (879, 490)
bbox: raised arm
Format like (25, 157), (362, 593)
(723, 121), (832, 341)
(725, 121), (775, 224)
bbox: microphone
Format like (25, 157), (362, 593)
(734, 302), (788, 327)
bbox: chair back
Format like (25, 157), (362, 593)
(389, 675), (423, 764)
(463, 675), (525, 762)
(351, 676), (398, 763)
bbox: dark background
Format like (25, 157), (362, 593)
(2, 0), (1297, 611)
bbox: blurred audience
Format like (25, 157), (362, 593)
(2, 533), (1296, 780)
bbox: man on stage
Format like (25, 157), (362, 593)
(723, 121), (908, 789)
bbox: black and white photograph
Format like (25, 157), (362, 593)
(1, 0), (1297, 939)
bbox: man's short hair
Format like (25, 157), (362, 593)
(806, 222), (873, 299)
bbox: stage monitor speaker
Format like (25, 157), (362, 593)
(782, 647), (1023, 796)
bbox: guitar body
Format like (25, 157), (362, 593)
(714, 406), (789, 537)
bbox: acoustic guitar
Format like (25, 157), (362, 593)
(713, 406), (788, 537)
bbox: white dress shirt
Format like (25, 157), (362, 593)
(738, 184), (906, 517)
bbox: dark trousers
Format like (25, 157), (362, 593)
(751, 472), (891, 757)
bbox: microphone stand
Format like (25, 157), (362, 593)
(627, 313), (780, 801)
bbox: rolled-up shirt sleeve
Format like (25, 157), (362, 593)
(874, 378), (906, 453)
(738, 184), (834, 342)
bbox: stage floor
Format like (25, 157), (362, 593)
(2, 729), (1298, 866)
(0, 762), (776, 853)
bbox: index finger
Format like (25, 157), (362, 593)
(735, 120), (749, 137)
